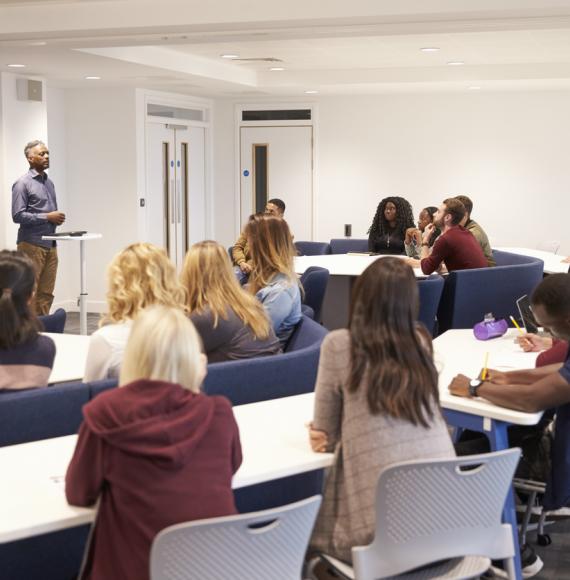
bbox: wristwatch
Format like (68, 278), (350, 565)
(469, 378), (483, 397)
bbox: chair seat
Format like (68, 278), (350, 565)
(320, 553), (491, 580)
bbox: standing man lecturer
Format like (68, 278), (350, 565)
(11, 140), (65, 315)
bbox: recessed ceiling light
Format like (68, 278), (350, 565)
(85, 76), (101, 80)
(8, 64), (26, 68)
(420, 47), (440, 52)
(469, 86), (481, 90)
(304, 90), (318, 94)
(28, 41), (47, 46)
(447, 61), (465, 66)
(221, 54), (239, 59)
(269, 67), (285, 71)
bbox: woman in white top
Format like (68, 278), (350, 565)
(83, 243), (186, 381)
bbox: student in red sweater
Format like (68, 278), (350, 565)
(66, 306), (242, 580)
(406, 198), (488, 275)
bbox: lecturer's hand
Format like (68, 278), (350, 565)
(46, 211), (66, 225)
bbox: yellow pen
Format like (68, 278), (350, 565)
(481, 352), (489, 381)
(510, 315), (524, 335)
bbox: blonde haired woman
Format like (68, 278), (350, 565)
(245, 214), (302, 343)
(181, 240), (280, 362)
(66, 306), (242, 580)
(83, 243), (185, 381)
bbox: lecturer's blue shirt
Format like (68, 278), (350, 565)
(12, 169), (58, 248)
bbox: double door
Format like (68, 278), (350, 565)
(146, 123), (206, 267)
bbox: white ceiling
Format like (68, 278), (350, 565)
(3, 0), (570, 96)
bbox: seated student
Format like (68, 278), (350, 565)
(406, 198), (488, 275)
(244, 213), (302, 343)
(66, 305), (242, 580)
(232, 198), (286, 275)
(309, 258), (454, 567)
(404, 205), (440, 259)
(448, 275), (570, 578)
(83, 243), (185, 382)
(367, 196), (415, 255)
(181, 240), (281, 362)
(0, 250), (55, 390)
(455, 195), (496, 267)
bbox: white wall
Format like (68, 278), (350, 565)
(316, 92), (570, 254)
(62, 87), (138, 310)
(211, 91), (570, 256)
(45, 87), (74, 308)
(211, 98), (237, 247)
(0, 73), (48, 249)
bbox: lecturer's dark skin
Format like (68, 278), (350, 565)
(26, 144), (65, 226)
(449, 303), (570, 413)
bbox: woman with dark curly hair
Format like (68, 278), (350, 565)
(367, 196), (415, 255)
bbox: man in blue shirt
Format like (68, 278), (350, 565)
(12, 140), (65, 315)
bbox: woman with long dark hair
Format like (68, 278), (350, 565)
(0, 250), (55, 389)
(367, 196), (415, 254)
(309, 258), (454, 564)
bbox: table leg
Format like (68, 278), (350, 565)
(488, 422), (523, 580)
(79, 240), (87, 335)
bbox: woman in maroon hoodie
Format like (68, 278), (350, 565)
(66, 305), (242, 580)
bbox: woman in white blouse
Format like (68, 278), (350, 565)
(83, 243), (186, 381)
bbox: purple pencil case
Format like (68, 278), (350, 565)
(473, 314), (509, 341)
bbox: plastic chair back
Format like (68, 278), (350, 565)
(295, 241), (331, 256)
(299, 267), (330, 323)
(352, 449), (520, 580)
(38, 308), (67, 333)
(150, 495), (321, 580)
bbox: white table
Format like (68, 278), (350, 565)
(295, 254), (425, 329)
(45, 333), (91, 384)
(42, 234), (102, 335)
(0, 392), (331, 544)
(496, 246), (569, 275)
(434, 328), (542, 580)
(0, 330), (543, 579)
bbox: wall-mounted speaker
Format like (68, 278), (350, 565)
(16, 79), (43, 102)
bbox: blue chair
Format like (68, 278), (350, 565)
(0, 381), (88, 447)
(295, 241), (331, 256)
(300, 266), (330, 324)
(330, 238), (369, 254)
(203, 315), (328, 406)
(437, 252), (544, 333)
(38, 308), (67, 333)
(417, 275), (444, 336)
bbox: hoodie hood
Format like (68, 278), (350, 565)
(83, 379), (216, 469)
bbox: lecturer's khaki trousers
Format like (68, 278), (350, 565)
(17, 242), (58, 316)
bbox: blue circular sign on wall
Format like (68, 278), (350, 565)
(243, 169), (250, 177)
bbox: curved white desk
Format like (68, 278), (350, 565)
(0, 329), (543, 560)
(496, 246), (569, 275)
(295, 254), (425, 329)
